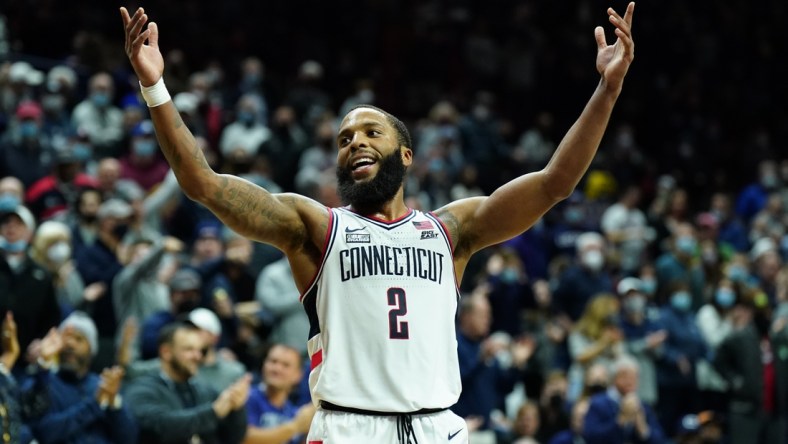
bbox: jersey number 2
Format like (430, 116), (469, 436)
(387, 288), (409, 339)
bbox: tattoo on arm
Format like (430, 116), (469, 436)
(437, 208), (471, 255)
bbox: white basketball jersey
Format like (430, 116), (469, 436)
(301, 207), (461, 412)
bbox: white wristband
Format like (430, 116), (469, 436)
(139, 76), (171, 108)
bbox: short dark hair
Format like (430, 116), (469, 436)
(157, 321), (200, 349)
(348, 104), (412, 151)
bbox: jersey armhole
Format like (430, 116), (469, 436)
(299, 207), (337, 303)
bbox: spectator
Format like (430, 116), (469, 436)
(28, 219), (91, 315)
(255, 256), (308, 354)
(536, 371), (571, 441)
(126, 322), (250, 444)
(656, 281), (709, 435)
(0, 205), (60, 366)
(139, 267), (203, 360)
(583, 355), (665, 444)
(29, 311), (138, 444)
(71, 72), (124, 158)
(188, 307), (246, 393)
(244, 344), (316, 444)
(655, 223), (705, 309)
(25, 140), (99, 221)
(73, 198), (133, 369)
(713, 292), (788, 444)
(709, 192), (749, 253)
(695, 278), (738, 412)
(736, 159), (780, 223)
(219, 94), (271, 166)
(0, 100), (53, 188)
(507, 401), (544, 444)
(112, 236), (185, 354)
(600, 185), (654, 274)
(617, 277), (665, 407)
(453, 293), (536, 430)
(0, 312), (38, 444)
(547, 398), (589, 444)
(119, 120), (170, 191)
(0, 176), (24, 213)
(567, 294), (624, 402)
(554, 232), (614, 322)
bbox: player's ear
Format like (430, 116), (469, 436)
(401, 146), (413, 167)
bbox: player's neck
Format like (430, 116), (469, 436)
(348, 190), (409, 221)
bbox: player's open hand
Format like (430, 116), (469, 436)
(595, 2), (635, 92)
(120, 7), (164, 86)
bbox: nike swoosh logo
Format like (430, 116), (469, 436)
(448, 429), (462, 440)
(345, 226), (367, 233)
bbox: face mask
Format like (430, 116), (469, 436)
(761, 174), (779, 189)
(20, 121), (39, 139)
(714, 288), (735, 308)
(640, 278), (657, 295)
(624, 295), (646, 314)
(549, 393), (564, 410)
(581, 250), (604, 272)
(728, 265), (748, 283)
(587, 384), (606, 396)
(43, 94), (66, 113)
(237, 111), (255, 125)
(0, 194), (21, 212)
(113, 224), (129, 239)
(174, 298), (199, 315)
(72, 143), (92, 162)
(91, 92), (110, 108)
(500, 268), (519, 284)
(670, 291), (692, 312)
(564, 207), (584, 224)
(676, 236), (697, 255)
(0, 237), (28, 253)
(132, 139), (157, 157)
(47, 241), (72, 264)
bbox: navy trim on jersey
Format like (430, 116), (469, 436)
(301, 208), (338, 339)
(299, 208), (338, 303)
(336, 207), (417, 231)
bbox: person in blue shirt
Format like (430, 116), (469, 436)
(29, 311), (138, 444)
(244, 344), (315, 444)
(583, 355), (665, 444)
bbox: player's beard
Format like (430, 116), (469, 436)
(336, 150), (406, 210)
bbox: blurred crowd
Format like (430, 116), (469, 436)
(1, 0), (788, 443)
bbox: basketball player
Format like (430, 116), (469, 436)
(120, 3), (635, 442)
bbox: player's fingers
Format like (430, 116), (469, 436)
(594, 26), (607, 50)
(129, 12), (148, 44)
(608, 10), (631, 38)
(120, 7), (130, 27)
(623, 2), (635, 27)
(132, 29), (151, 49)
(148, 22), (159, 49)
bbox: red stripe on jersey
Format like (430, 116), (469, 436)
(311, 349), (323, 370)
(308, 441), (323, 444)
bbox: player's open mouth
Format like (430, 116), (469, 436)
(351, 156), (377, 174)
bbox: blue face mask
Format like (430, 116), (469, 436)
(728, 265), (748, 283)
(91, 92), (110, 108)
(640, 278), (657, 295)
(19, 121), (39, 139)
(72, 143), (92, 162)
(715, 288), (736, 308)
(564, 207), (584, 223)
(676, 236), (697, 255)
(0, 194), (20, 212)
(671, 291), (692, 312)
(500, 268), (519, 284)
(133, 139), (157, 157)
(0, 238), (28, 253)
(237, 111), (255, 125)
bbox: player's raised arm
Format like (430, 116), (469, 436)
(120, 7), (326, 255)
(437, 2), (636, 258)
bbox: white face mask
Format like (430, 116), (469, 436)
(581, 250), (605, 271)
(47, 241), (72, 264)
